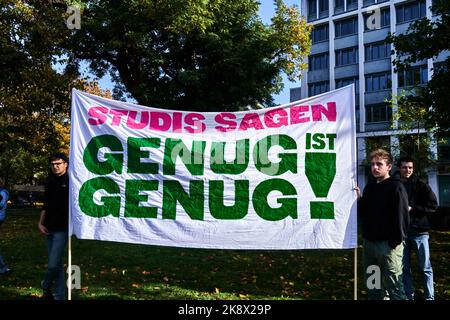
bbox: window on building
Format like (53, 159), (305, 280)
(308, 81), (330, 96)
(312, 24), (329, 44)
(336, 77), (360, 94)
(365, 42), (391, 61)
(365, 72), (392, 91)
(335, 0), (344, 11)
(347, 0), (358, 10)
(365, 103), (392, 122)
(363, 0), (376, 6)
(398, 65), (428, 87)
(355, 105), (360, 128)
(396, 0), (426, 24)
(381, 8), (390, 26)
(319, 0), (329, 14)
(308, 0), (317, 20)
(336, 47), (358, 66)
(364, 8), (390, 31)
(335, 17), (358, 37)
(290, 87), (302, 102)
(308, 53), (329, 71)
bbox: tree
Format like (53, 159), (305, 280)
(386, 92), (436, 177)
(0, 0), (311, 185)
(386, 0), (450, 137)
(0, 0), (80, 186)
(64, 0), (311, 111)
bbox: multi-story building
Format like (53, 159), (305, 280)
(291, 0), (449, 207)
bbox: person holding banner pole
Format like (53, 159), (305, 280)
(355, 149), (409, 300)
(38, 153), (69, 300)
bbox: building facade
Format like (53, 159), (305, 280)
(292, 0), (449, 206)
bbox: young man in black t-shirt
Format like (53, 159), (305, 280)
(38, 153), (69, 300)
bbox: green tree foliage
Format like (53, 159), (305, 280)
(0, 0), (311, 185)
(0, 0), (79, 185)
(64, 0), (311, 111)
(383, 92), (436, 176)
(386, 0), (450, 137)
(397, 98), (445, 177)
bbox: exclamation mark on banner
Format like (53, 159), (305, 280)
(305, 152), (336, 219)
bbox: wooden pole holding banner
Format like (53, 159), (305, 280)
(68, 234), (72, 300)
(354, 247), (357, 300)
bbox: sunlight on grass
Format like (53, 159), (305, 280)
(1, 208), (449, 300)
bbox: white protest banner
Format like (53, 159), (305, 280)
(69, 85), (357, 249)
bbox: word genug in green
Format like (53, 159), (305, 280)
(79, 133), (336, 221)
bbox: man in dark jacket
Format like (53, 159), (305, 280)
(356, 149), (409, 300)
(397, 156), (438, 300)
(38, 153), (69, 300)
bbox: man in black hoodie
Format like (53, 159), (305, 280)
(356, 149), (409, 300)
(38, 153), (69, 300)
(397, 156), (438, 300)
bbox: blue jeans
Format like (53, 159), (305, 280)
(42, 231), (68, 300)
(403, 234), (434, 300)
(363, 239), (407, 300)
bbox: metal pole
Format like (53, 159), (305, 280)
(354, 247), (358, 300)
(68, 234), (72, 300)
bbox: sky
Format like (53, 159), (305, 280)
(97, 0), (302, 106)
(258, 0), (301, 105)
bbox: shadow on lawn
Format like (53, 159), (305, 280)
(1, 208), (449, 300)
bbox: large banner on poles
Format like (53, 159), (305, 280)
(69, 85), (357, 249)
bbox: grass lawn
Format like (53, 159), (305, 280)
(0, 208), (449, 300)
